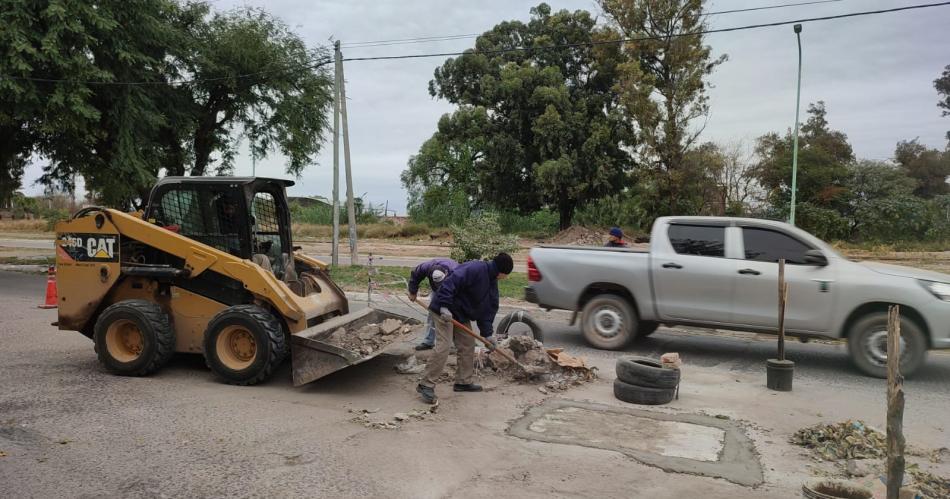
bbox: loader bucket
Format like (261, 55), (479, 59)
(290, 307), (421, 386)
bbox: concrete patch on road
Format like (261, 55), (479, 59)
(507, 398), (764, 487)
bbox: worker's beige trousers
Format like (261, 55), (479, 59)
(421, 311), (475, 388)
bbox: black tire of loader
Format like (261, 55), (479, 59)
(94, 299), (175, 376)
(203, 304), (286, 386)
(615, 356), (680, 389)
(613, 379), (675, 405)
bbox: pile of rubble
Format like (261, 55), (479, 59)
(477, 336), (597, 390)
(547, 226), (605, 246)
(324, 318), (418, 355)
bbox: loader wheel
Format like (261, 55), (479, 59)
(94, 300), (175, 376)
(203, 305), (285, 386)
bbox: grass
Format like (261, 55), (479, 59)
(292, 223), (436, 240)
(0, 219), (49, 233)
(832, 240), (950, 254)
(326, 264), (528, 300)
(0, 256), (55, 265)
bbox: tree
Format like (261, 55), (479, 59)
(181, 8), (333, 177)
(754, 102), (854, 235)
(412, 3), (634, 228)
(936, 64), (950, 143)
(844, 160), (927, 242)
(687, 141), (759, 216)
(3, 3), (333, 209)
(895, 139), (950, 198)
(600, 0), (727, 217)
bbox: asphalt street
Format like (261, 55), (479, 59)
(3, 269), (949, 498)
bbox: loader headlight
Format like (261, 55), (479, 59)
(920, 280), (950, 301)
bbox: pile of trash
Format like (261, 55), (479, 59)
(348, 405), (438, 430)
(325, 318), (418, 355)
(791, 420), (887, 461)
(907, 467), (950, 498)
(477, 336), (597, 390)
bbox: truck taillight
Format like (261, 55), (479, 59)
(527, 255), (542, 282)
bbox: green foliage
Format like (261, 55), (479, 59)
(40, 208), (70, 231)
(573, 192), (646, 230)
(450, 212), (519, 262)
(937, 64), (950, 143)
(601, 0), (727, 217)
(405, 184), (471, 227)
(754, 102), (854, 236)
(894, 139), (950, 198)
(496, 210), (559, 238)
(406, 4), (635, 229)
(1, 3), (332, 209)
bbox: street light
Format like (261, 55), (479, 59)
(789, 23), (803, 226)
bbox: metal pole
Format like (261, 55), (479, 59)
(789, 24), (803, 226)
(331, 41), (341, 267)
(338, 45), (358, 265)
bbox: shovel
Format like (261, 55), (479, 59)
(410, 299), (545, 377)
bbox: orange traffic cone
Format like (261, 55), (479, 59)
(38, 266), (58, 309)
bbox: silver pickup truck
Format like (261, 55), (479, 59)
(526, 216), (950, 377)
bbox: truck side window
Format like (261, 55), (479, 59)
(743, 227), (811, 264)
(668, 225), (725, 257)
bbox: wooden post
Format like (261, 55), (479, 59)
(777, 259), (786, 361)
(886, 304), (905, 499)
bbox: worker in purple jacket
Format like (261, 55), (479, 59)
(417, 253), (514, 404)
(407, 257), (459, 350)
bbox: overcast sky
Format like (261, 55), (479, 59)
(22, 0), (950, 213)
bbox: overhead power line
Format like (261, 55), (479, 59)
(342, 1), (950, 63)
(3, 1), (948, 85)
(0, 57), (334, 87)
(340, 0), (848, 48)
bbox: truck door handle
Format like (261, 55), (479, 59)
(662, 263), (683, 269)
(738, 268), (761, 275)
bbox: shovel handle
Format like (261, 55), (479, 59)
(411, 299), (521, 366)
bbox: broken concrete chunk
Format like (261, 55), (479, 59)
(395, 355), (425, 374)
(379, 318), (402, 335)
(393, 413), (409, 422)
(357, 324), (381, 340)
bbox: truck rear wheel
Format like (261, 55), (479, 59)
(848, 312), (927, 378)
(94, 300), (175, 376)
(581, 294), (636, 350)
(203, 305), (286, 386)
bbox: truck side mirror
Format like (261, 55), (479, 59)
(804, 249), (828, 266)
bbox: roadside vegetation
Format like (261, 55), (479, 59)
(327, 265), (528, 299)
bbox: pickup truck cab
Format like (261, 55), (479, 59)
(526, 216), (950, 377)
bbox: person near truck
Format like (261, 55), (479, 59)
(605, 227), (629, 248)
(416, 252), (514, 404)
(407, 257), (459, 351)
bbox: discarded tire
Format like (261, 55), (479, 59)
(613, 379), (675, 405)
(496, 310), (543, 342)
(615, 356), (680, 389)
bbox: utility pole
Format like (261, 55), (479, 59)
(789, 23), (803, 226)
(331, 41), (342, 267)
(337, 43), (358, 265)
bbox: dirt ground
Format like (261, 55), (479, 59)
(2, 271), (949, 498)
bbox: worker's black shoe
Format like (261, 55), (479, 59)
(414, 343), (434, 351)
(453, 383), (483, 392)
(416, 384), (437, 404)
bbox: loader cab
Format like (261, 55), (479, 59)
(145, 177), (295, 272)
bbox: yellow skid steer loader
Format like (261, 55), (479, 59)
(54, 177), (416, 386)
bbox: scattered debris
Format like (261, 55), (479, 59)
(907, 466), (950, 498)
(323, 320), (421, 353)
(791, 420), (887, 461)
(395, 355), (426, 374)
(538, 387), (548, 395)
(844, 458), (880, 478)
(56, 439), (72, 446)
(0, 450), (7, 458)
(715, 414), (731, 420)
(348, 404), (439, 430)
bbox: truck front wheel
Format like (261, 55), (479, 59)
(847, 312), (927, 378)
(581, 294), (637, 350)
